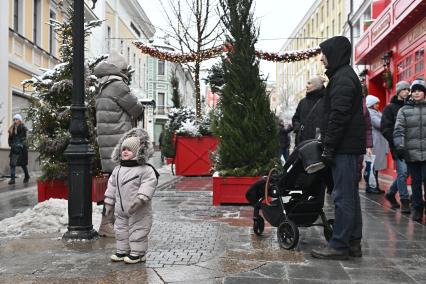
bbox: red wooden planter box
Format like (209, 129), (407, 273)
(213, 176), (261, 206)
(175, 136), (219, 176)
(166, 157), (174, 165)
(37, 176), (109, 203)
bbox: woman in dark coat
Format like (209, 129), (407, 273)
(292, 76), (326, 145)
(8, 114), (30, 185)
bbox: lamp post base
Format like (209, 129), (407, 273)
(63, 227), (99, 240)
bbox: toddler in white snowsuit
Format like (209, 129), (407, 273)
(104, 128), (158, 264)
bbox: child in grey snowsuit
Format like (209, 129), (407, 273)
(104, 128), (158, 264)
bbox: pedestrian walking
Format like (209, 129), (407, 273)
(94, 50), (145, 237)
(104, 128), (159, 264)
(278, 119), (292, 161)
(365, 95), (389, 193)
(357, 94), (373, 183)
(292, 76), (326, 146)
(159, 128), (165, 164)
(311, 36), (366, 260)
(8, 114), (30, 185)
(394, 79), (426, 223)
(380, 81), (411, 213)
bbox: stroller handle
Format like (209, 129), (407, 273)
(264, 168), (279, 205)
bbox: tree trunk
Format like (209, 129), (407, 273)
(194, 61), (201, 117)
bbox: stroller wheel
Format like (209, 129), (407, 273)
(323, 219), (334, 242)
(277, 220), (299, 249)
(253, 216), (265, 236)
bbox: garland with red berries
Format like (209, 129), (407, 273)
(133, 41), (321, 63)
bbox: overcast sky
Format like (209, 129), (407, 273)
(138, 0), (316, 81)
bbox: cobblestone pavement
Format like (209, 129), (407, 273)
(0, 171), (426, 283)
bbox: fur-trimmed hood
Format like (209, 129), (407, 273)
(111, 128), (154, 165)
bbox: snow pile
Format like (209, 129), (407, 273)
(0, 199), (103, 239)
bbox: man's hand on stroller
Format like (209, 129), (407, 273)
(321, 147), (335, 167)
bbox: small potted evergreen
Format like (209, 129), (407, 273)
(212, 0), (278, 205)
(23, 8), (107, 202)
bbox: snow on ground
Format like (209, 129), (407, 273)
(0, 199), (103, 239)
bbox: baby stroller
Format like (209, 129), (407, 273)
(246, 139), (334, 249)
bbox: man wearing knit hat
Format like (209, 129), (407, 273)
(394, 78), (426, 222)
(380, 81), (410, 213)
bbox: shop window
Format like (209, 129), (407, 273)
(397, 55), (412, 82)
(397, 47), (425, 82)
(414, 48), (424, 77)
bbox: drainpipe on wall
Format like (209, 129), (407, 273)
(347, 0), (354, 66)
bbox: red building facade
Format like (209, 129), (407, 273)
(355, 0), (426, 174)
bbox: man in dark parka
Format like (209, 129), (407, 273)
(311, 36), (366, 260)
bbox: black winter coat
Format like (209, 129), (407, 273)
(292, 88), (325, 145)
(320, 36), (366, 155)
(380, 95), (405, 157)
(278, 125), (293, 148)
(8, 124), (29, 166)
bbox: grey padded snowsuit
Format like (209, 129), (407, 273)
(104, 128), (156, 255)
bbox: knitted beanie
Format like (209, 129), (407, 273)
(107, 50), (128, 71)
(13, 114), (23, 122)
(411, 79), (426, 93)
(366, 95), (380, 108)
(121, 137), (140, 155)
(395, 81), (410, 95)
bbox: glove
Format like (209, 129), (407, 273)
(103, 203), (114, 217)
(128, 195), (148, 215)
(396, 148), (405, 160)
(321, 147), (335, 167)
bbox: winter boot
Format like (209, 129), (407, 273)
(98, 206), (115, 238)
(412, 207), (423, 223)
(349, 239), (362, 257)
(23, 176), (30, 183)
(400, 199), (411, 214)
(385, 192), (400, 209)
(8, 178), (15, 185)
(110, 252), (128, 262)
(124, 254), (146, 264)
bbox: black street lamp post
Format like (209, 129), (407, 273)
(62, 0), (98, 240)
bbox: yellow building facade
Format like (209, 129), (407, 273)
(276, 0), (346, 106)
(1, 0), (66, 148)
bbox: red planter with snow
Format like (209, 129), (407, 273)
(212, 176), (260, 206)
(37, 176), (109, 203)
(175, 136), (218, 176)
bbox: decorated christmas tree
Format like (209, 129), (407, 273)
(23, 6), (103, 180)
(215, 0), (278, 177)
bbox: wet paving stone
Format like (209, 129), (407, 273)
(344, 267), (417, 283)
(224, 277), (289, 284)
(1, 176), (426, 283)
(287, 261), (351, 282)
